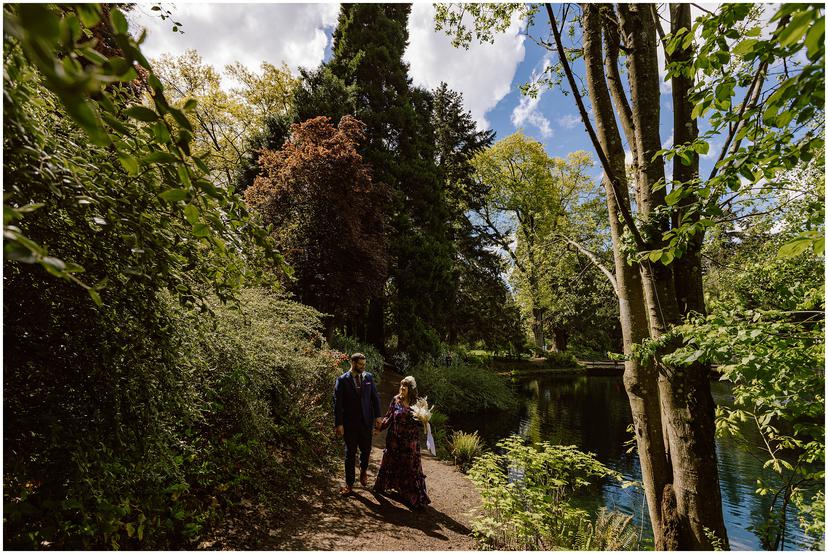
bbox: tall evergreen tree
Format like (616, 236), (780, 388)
(327, 4), (455, 358)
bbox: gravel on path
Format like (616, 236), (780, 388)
(258, 369), (481, 550)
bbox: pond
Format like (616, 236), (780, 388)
(449, 373), (817, 550)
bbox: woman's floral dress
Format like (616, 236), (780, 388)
(373, 397), (431, 508)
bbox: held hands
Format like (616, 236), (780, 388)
(335, 425), (344, 437)
(373, 418), (382, 435)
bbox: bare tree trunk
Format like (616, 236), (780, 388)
(581, 5), (671, 548)
(531, 306), (545, 352)
(619, 4), (728, 548)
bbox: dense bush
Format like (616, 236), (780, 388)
(411, 363), (518, 414)
(4, 285), (338, 549)
(467, 435), (634, 550)
(3, 6), (336, 549)
(544, 351), (579, 368)
(329, 331), (385, 382)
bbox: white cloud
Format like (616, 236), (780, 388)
(557, 114), (581, 130)
(129, 4), (340, 75)
(512, 92), (553, 138)
(510, 56), (554, 138)
(405, 3), (526, 130)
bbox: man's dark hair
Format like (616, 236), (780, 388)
(350, 352), (366, 363)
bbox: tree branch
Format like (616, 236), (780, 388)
(556, 234), (618, 293)
(708, 14), (790, 183)
(545, 3), (646, 250)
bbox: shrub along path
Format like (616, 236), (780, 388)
(263, 369), (480, 550)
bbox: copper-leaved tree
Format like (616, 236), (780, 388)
(245, 116), (389, 338)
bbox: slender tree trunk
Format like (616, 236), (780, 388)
(581, 6), (672, 548)
(669, 3), (706, 317)
(619, 4), (728, 548)
(531, 306), (545, 353)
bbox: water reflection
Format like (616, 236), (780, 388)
(450, 374), (816, 550)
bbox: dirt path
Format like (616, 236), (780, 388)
(259, 370), (481, 550)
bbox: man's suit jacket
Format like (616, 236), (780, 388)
(333, 370), (382, 429)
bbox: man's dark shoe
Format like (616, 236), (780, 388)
(339, 485), (353, 496)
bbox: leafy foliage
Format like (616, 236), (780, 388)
(244, 116), (389, 334)
(329, 331), (386, 383)
(571, 508), (638, 551)
(3, 4), (282, 310)
(656, 3), (825, 264)
(411, 363), (518, 414)
(151, 50), (297, 189)
(3, 5), (332, 550)
(467, 435), (625, 550)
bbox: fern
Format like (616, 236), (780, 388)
(570, 508), (638, 551)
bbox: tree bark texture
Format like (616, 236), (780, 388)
(618, 4), (729, 548)
(581, 5), (671, 549)
(669, 3), (706, 317)
(580, 3), (729, 549)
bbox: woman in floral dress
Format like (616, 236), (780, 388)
(373, 376), (431, 509)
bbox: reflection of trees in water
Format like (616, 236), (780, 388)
(450, 374), (812, 550)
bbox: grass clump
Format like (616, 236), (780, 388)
(448, 431), (484, 472)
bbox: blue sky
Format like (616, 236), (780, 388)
(130, 2), (755, 186)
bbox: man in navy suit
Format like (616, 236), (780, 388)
(333, 352), (382, 495)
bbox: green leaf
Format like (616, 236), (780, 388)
(124, 106), (159, 122)
(778, 11), (813, 48)
(183, 204), (199, 225)
(177, 165), (192, 187)
(660, 250), (674, 265)
(5, 241), (38, 263)
(88, 289), (103, 307)
(118, 154), (139, 176)
(19, 4), (60, 40)
(732, 38), (758, 57)
(194, 157), (210, 174)
(805, 17), (825, 60)
(183, 98), (198, 111)
(80, 47), (108, 66)
(159, 189), (188, 202)
(168, 108), (193, 132)
(110, 8), (128, 35)
(76, 4), (102, 28)
(665, 188), (683, 206)
(142, 151), (179, 164)
(192, 223), (211, 237)
(778, 237), (813, 258)
(152, 121), (171, 144)
(692, 141), (710, 155)
(648, 250), (663, 262)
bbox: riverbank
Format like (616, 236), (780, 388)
(200, 370), (481, 550)
(492, 357), (626, 376)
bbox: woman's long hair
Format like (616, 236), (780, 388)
(400, 375), (418, 405)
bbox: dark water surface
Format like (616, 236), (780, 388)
(450, 373), (816, 550)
